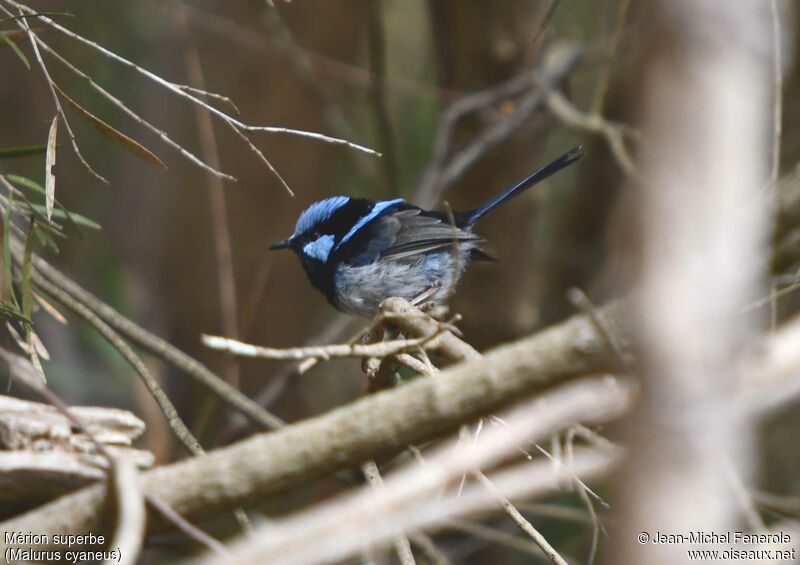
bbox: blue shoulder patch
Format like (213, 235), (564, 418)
(336, 198), (404, 249)
(294, 196), (350, 236)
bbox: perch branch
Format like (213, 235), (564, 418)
(0, 301), (630, 542)
(201, 330), (443, 361)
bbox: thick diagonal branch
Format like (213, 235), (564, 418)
(0, 300), (625, 544)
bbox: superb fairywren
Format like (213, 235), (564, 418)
(270, 146), (583, 316)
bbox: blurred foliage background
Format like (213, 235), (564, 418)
(1, 1), (799, 562)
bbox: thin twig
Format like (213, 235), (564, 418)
(24, 248), (285, 430)
(362, 461), (417, 565)
(9, 218), (207, 456)
(146, 494), (230, 557)
(5, 0), (381, 194)
(383, 302), (570, 565)
(28, 257), (255, 533)
(567, 288), (630, 372)
(408, 533), (451, 565)
(590, 0), (632, 115)
(32, 31), (235, 181)
(245, 126), (382, 157)
(745, 277), (800, 311)
(7, 4), (107, 184)
(225, 119), (295, 196)
(176, 4), (240, 388)
(176, 84), (240, 115)
(414, 44), (582, 209)
(531, 0), (561, 46)
(201, 330), (442, 361)
(770, 0), (783, 188)
(545, 89), (641, 180)
(474, 471), (568, 565)
(445, 518), (562, 560)
(30, 274), (204, 455)
(107, 458), (146, 565)
(366, 0), (397, 195)
(564, 427), (605, 565)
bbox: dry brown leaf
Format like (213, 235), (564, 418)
(30, 329), (50, 361)
(45, 115), (57, 221)
(52, 82), (167, 170)
(0, 28), (42, 44)
(33, 291), (68, 325)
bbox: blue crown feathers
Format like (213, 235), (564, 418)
(293, 196), (351, 236)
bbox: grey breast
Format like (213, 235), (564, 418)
(333, 245), (475, 316)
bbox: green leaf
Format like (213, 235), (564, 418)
(21, 218), (35, 339)
(0, 32), (29, 70)
(6, 174), (97, 237)
(0, 144), (47, 159)
(4, 174), (43, 193)
(28, 205), (101, 230)
(3, 192), (17, 306)
(33, 222), (59, 254)
(8, 197), (63, 237)
(0, 302), (31, 323)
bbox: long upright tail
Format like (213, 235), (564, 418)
(455, 146), (584, 227)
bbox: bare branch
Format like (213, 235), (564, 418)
(201, 330), (442, 361)
(189, 380), (626, 565)
(3, 0), (380, 196)
(474, 470), (569, 565)
(3, 3), (107, 184)
(0, 304), (630, 544)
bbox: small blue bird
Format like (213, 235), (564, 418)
(270, 147), (583, 316)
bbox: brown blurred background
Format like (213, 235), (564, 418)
(2, 1), (799, 562)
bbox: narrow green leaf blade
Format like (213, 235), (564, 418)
(3, 192), (17, 306)
(29, 205), (101, 230)
(21, 218), (35, 339)
(6, 175), (92, 238)
(0, 144), (47, 159)
(1, 32), (30, 70)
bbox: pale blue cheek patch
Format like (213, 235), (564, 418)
(337, 198), (404, 249)
(303, 234), (336, 262)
